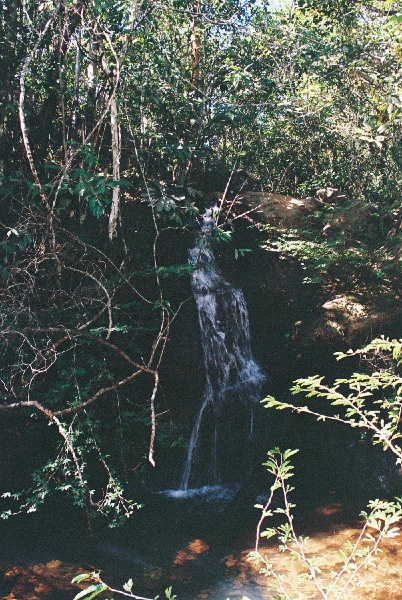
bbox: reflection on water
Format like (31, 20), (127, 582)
(249, 517), (402, 599)
(2, 503), (402, 600)
(0, 560), (82, 600)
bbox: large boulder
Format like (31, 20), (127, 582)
(314, 294), (402, 343)
(238, 191), (318, 228)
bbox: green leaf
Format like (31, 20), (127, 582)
(234, 247), (252, 260)
(123, 578), (133, 592)
(213, 228), (232, 243)
(165, 586), (177, 600)
(71, 573), (91, 584)
(72, 583), (108, 600)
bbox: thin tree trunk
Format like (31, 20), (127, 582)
(189, 0), (201, 92)
(58, 16), (68, 161)
(86, 33), (99, 137)
(108, 93), (121, 241)
(19, 16), (55, 215)
(71, 27), (82, 135)
(0, 0), (19, 183)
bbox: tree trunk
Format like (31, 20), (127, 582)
(189, 0), (201, 92)
(108, 93), (121, 241)
(86, 34), (99, 137)
(0, 0), (19, 183)
(71, 26), (82, 137)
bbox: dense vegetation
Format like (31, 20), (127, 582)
(0, 0), (402, 532)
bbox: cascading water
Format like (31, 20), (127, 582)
(181, 207), (265, 491)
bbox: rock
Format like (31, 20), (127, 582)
(238, 191), (318, 228)
(314, 294), (402, 343)
(316, 187), (346, 204)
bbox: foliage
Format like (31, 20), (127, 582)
(254, 338), (402, 599)
(235, 1), (402, 302)
(1, 0), (402, 530)
(71, 572), (177, 600)
(264, 338), (402, 461)
(260, 209), (401, 298)
(251, 448), (402, 600)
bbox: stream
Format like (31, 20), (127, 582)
(2, 496), (402, 600)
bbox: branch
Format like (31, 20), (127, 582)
(148, 372), (159, 467)
(53, 368), (145, 416)
(0, 399), (53, 418)
(65, 266), (114, 339)
(61, 227), (153, 305)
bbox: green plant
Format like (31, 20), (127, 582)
(251, 448), (402, 600)
(264, 338), (402, 461)
(71, 572), (177, 600)
(252, 338), (402, 599)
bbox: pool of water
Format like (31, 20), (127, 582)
(2, 497), (402, 600)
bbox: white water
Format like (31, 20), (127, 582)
(161, 484), (239, 501)
(181, 213), (265, 490)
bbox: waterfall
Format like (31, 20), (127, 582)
(181, 209), (265, 491)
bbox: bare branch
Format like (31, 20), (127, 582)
(148, 372), (159, 467)
(66, 266), (114, 339)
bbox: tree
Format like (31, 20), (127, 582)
(0, 0), (258, 526)
(239, 1), (402, 309)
